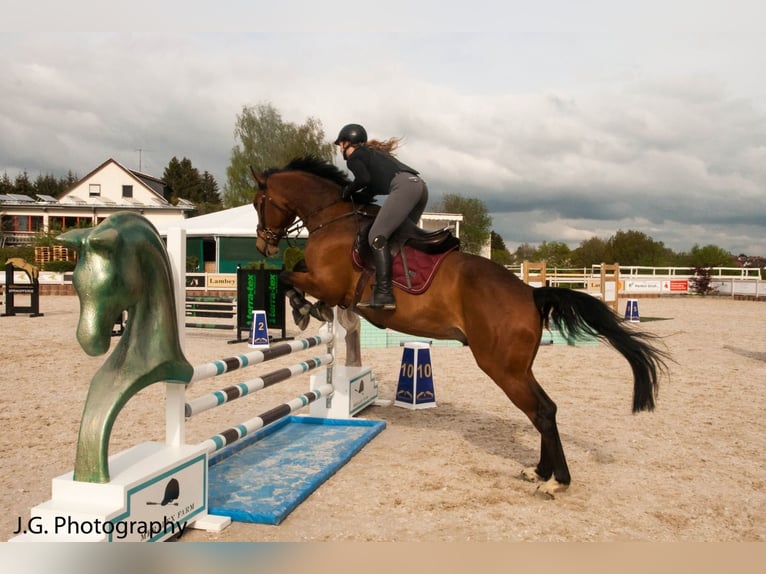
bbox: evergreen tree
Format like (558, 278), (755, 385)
(163, 156), (202, 205)
(14, 171), (34, 197)
(0, 172), (13, 195)
(490, 231), (513, 265)
(34, 173), (64, 198)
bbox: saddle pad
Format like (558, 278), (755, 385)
(352, 244), (457, 295)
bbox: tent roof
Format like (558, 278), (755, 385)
(156, 204), (307, 238)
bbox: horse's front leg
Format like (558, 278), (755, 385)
(281, 269), (334, 325)
(285, 285), (313, 330)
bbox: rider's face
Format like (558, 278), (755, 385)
(338, 141), (355, 160)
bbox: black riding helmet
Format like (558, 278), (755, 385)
(334, 123), (368, 145)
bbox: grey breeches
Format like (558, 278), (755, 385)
(369, 173), (429, 244)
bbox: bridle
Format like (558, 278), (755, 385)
(255, 188), (295, 245)
(255, 180), (367, 247)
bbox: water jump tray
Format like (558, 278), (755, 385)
(207, 416), (386, 525)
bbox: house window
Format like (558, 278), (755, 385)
(122, 185), (133, 198)
(89, 184), (101, 196)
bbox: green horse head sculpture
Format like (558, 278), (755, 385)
(58, 212), (193, 483)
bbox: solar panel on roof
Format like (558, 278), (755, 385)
(6, 193), (35, 202)
(35, 194), (59, 203)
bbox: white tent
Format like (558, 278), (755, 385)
(156, 205), (307, 273)
(156, 204), (307, 238)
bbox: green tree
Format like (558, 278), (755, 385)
(433, 194), (492, 255)
(163, 157), (222, 215)
(222, 102), (334, 207)
(164, 156), (202, 204)
(512, 242), (538, 263)
(534, 240), (572, 267)
(61, 170), (78, 194)
(682, 244), (733, 267)
(571, 236), (610, 268)
(0, 172), (13, 195)
(608, 229), (670, 266)
(34, 173), (65, 198)
(14, 171), (34, 197)
(197, 171), (222, 214)
(490, 231), (513, 265)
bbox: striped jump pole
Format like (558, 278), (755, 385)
(185, 352), (334, 417)
(197, 382), (336, 454)
(188, 333), (334, 384)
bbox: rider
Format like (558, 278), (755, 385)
(334, 123), (429, 310)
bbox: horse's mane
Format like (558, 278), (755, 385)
(265, 155), (351, 187)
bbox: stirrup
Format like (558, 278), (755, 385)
(357, 291), (396, 310)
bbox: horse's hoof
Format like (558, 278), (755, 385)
(293, 311), (310, 330)
(520, 467), (543, 482)
(534, 478), (569, 500)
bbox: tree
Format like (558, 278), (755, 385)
(608, 229), (670, 266)
(535, 240), (572, 267)
(689, 266), (717, 296)
(682, 244), (733, 268)
(13, 171), (34, 197)
(0, 172), (13, 195)
(34, 173), (65, 198)
(490, 231), (513, 265)
(433, 194), (492, 255)
(222, 102), (335, 207)
(164, 157), (202, 203)
(571, 236), (610, 268)
(163, 157), (222, 215)
(512, 242), (538, 263)
(198, 171), (222, 214)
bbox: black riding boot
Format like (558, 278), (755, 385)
(358, 236), (396, 310)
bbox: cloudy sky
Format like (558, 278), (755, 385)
(3, 1), (766, 255)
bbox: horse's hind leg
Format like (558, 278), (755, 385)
(517, 374), (571, 498)
(472, 343), (571, 497)
(337, 307), (362, 367)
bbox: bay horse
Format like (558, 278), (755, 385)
(251, 156), (668, 497)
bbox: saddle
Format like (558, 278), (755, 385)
(351, 219), (460, 295)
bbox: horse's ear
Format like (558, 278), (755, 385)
(250, 166), (267, 190)
(88, 227), (120, 254)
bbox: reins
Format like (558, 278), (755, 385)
(258, 182), (374, 243)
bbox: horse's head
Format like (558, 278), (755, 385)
(251, 156), (351, 258)
(252, 168), (297, 258)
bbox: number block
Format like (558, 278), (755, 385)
(395, 342), (436, 410)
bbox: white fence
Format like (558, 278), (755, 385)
(4, 265), (764, 298)
(511, 264), (765, 297)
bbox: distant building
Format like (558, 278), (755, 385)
(0, 158), (194, 246)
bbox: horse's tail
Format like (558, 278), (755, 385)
(533, 287), (669, 413)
